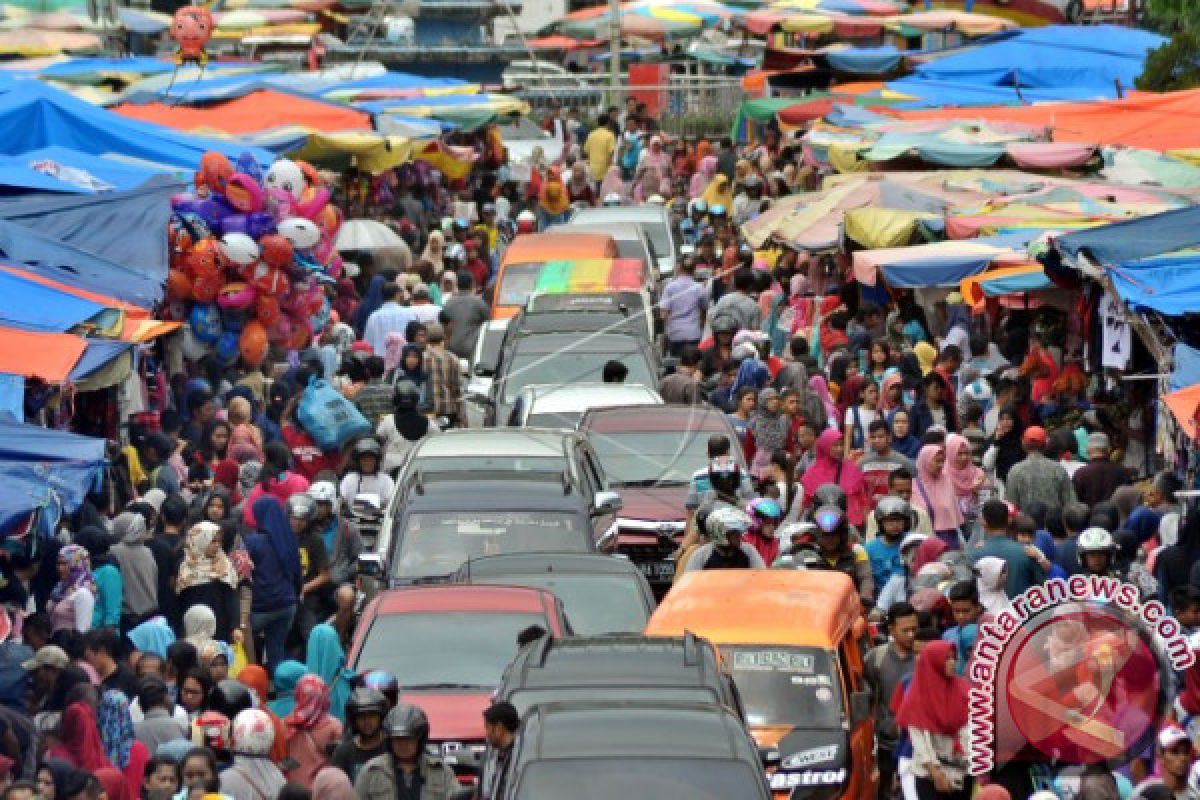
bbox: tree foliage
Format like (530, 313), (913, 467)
(1144, 0), (1200, 32)
(1136, 30), (1200, 91)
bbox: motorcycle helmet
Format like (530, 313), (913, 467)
(346, 687), (388, 722)
(361, 670), (400, 706)
(1077, 527), (1116, 555)
(384, 704), (430, 749)
(778, 521), (817, 547)
(285, 493), (317, 521)
(710, 204), (727, 217)
(873, 496), (913, 531)
(710, 315), (738, 335)
(812, 505), (848, 539)
(705, 505), (751, 546)
(811, 484), (848, 514)
(208, 679), (254, 720)
(394, 380), (421, 412)
(745, 497), (782, 528)
(689, 199), (708, 214)
(308, 481), (338, 506)
(353, 437), (383, 461)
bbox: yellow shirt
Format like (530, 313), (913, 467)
(583, 127), (616, 183)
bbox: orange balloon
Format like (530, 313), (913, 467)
(255, 294), (281, 327)
(167, 269), (193, 301)
(288, 317), (312, 350)
(239, 320), (270, 366)
(185, 239), (220, 279)
(192, 271), (222, 303)
(258, 234), (294, 270)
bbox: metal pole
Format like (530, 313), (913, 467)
(608, 0), (621, 105)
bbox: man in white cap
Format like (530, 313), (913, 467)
(1071, 431), (1133, 508)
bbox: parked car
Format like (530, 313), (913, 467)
(453, 553), (656, 633)
(485, 702), (771, 800)
(347, 585), (571, 780)
(493, 633), (743, 716)
(466, 318), (511, 428)
(577, 404), (746, 591)
(569, 205), (679, 277)
(506, 382), (661, 428)
(502, 60), (586, 91)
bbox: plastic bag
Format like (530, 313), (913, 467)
(230, 640), (248, 678)
(297, 378), (370, 451)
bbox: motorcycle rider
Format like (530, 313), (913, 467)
(331, 687), (390, 784)
(1078, 527), (1120, 578)
(808, 505), (875, 607)
(355, 704), (458, 800)
(340, 437), (395, 508)
(682, 505), (767, 572)
(744, 497), (782, 566)
(308, 481), (363, 588)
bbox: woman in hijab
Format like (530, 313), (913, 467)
(566, 160), (595, 206)
(283, 675), (343, 788)
(1112, 485), (1142, 528)
(537, 166), (570, 227)
(182, 604), (221, 657)
(47, 702), (113, 771)
(268, 661), (308, 718)
(38, 759), (86, 800)
(701, 173), (734, 211)
(912, 536), (949, 575)
(889, 409), (921, 460)
(420, 229), (446, 276)
(126, 616), (175, 662)
(236, 665), (290, 764)
(808, 375), (839, 430)
(747, 389), (792, 482)
(73, 527), (122, 632)
(975, 556), (1011, 619)
(195, 420), (231, 472)
(914, 341), (937, 376)
(600, 165), (626, 203)
(241, 442), (309, 527)
(690, 155), (717, 199)
(177, 522), (241, 643)
(378, 380), (440, 475)
(47, 545), (97, 634)
(879, 372), (904, 414)
(313, 765), (358, 800)
(352, 274), (386, 335)
(632, 164), (661, 205)
(894, 640), (972, 800)
(945, 433), (986, 509)
(913, 444), (966, 549)
(220, 709), (286, 800)
(97, 690), (150, 790)
(983, 407), (1024, 486)
(44, 666), (91, 714)
(95, 767), (133, 800)
(306, 623), (352, 722)
(245, 497), (302, 674)
(391, 344), (428, 406)
(800, 429), (869, 527)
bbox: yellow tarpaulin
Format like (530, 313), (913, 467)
(289, 131), (417, 174)
(779, 14), (834, 33)
(844, 207), (936, 248)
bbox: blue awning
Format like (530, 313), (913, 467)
(0, 268), (105, 332)
(1054, 207), (1200, 266)
(70, 339), (135, 382)
(824, 46), (902, 75)
(1171, 343), (1200, 392)
(1108, 255), (1200, 316)
(0, 414), (106, 462)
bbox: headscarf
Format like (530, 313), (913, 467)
(912, 536), (949, 574)
(880, 372), (904, 413)
(944, 300), (970, 336)
(889, 410), (921, 460)
(396, 343), (426, 384)
(945, 433), (985, 499)
(800, 429), (866, 523)
(252, 496), (302, 591)
(383, 331), (407, 374)
(97, 690), (136, 770)
(238, 665), (270, 707)
(600, 166), (626, 201)
(177, 521), (239, 592)
(51, 544), (96, 602)
(1126, 507), (1161, 545)
(748, 389), (790, 455)
(913, 445), (965, 532)
(126, 616), (175, 660)
(914, 341), (937, 376)
(184, 604), (218, 651)
(420, 230), (446, 274)
(112, 511), (148, 544)
(268, 661), (308, 718)
(701, 174), (733, 209)
(95, 767), (133, 800)
(40, 759), (88, 799)
(313, 766), (358, 800)
(976, 556), (1011, 617)
(306, 623), (351, 721)
(48, 702), (113, 771)
(689, 155), (717, 198)
(838, 374), (868, 418)
(808, 375), (839, 423)
(894, 640), (969, 736)
(352, 274), (387, 334)
(285, 674), (331, 731)
(538, 167), (571, 216)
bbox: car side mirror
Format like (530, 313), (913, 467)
(850, 689), (872, 726)
(357, 553), (384, 577)
(592, 490), (622, 515)
(458, 357), (470, 377)
(758, 746), (781, 769)
(473, 363), (493, 376)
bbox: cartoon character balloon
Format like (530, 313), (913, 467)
(264, 159), (305, 201)
(170, 6), (214, 67)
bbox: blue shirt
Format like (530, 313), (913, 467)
(865, 537), (903, 595)
(659, 274), (708, 343)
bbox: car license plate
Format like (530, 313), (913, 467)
(638, 560), (675, 582)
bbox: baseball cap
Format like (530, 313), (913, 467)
(1022, 426), (1047, 447)
(1159, 725), (1191, 750)
(1087, 432), (1111, 452)
(23, 645), (69, 671)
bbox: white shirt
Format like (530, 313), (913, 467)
(339, 471), (396, 507)
(364, 302), (419, 356)
(409, 303), (442, 325)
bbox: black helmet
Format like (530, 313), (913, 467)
(873, 495), (913, 530)
(208, 679), (253, 720)
(353, 438), (383, 460)
(360, 669), (400, 706)
(394, 380), (421, 412)
(710, 315), (738, 335)
(286, 493), (317, 521)
(811, 484), (848, 514)
(346, 687), (389, 721)
(384, 704), (430, 747)
(812, 505), (848, 539)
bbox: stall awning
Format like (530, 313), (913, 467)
(1054, 207), (1200, 266)
(1107, 255), (1200, 316)
(1163, 383), (1200, 439)
(0, 327), (86, 381)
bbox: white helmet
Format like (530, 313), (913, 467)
(705, 505), (751, 546)
(308, 481), (338, 506)
(516, 210), (537, 223)
(1077, 527), (1116, 555)
(218, 233), (259, 267)
(646, 194), (665, 206)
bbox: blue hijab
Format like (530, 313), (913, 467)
(1127, 507), (1162, 545)
(889, 409), (921, 460)
(306, 623), (352, 721)
(127, 616), (176, 660)
(268, 660), (309, 718)
(252, 496), (302, 590)
(353, 274), (387, 334)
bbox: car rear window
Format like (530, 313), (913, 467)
(516, 759), (762, 800)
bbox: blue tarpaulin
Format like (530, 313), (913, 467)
(1108, 255), (1200, 316)
(1054, 207), (1200, 265)
(0, 146), (177, 193)
(69, 339), (135, 382)
(878, 232), (1036, 287)
(0, 268), (104, 332)
(0, 414), (105, 463)
(0, 414), (106, 530)
(824, 46), (903, 75)
(884, 78), (1123, 108)
(0, 82), (271, 171)
(1171, 343), (1200, 392)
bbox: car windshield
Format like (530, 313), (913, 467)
(497, 263), (545, 308)
(638, 222), (672, 259)
(587, 429), (710, 486)
(354, 611), (547, 689)
(526, 411), (581, 428)
(504, 348), (654, 403)
(507, 687), (714, 716)
(392, 512), (590, 578)
(478, 573), (648, 633)
(516, 759), (762, 800)
(724, 646), (844, 729)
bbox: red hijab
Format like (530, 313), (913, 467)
(96, 767), (133, 800)
(912, 536), (949, 574)
(48, 702), (113, 772)
(895, 640), (969, 736)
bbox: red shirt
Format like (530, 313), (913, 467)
(282, 424), (341, 482)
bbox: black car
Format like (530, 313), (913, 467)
(452, 553), (656, 634)
(488, 702), (771, 800)
(359, 476), (601, 587)
(494, 633), (744, 718)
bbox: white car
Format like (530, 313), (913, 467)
(506, 383), (663, 428)
(465, 319), (510, 428)
(498, 116), (564, 171)
(502, 59), (586, 91)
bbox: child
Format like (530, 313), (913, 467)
(1013, 514), (1067, 581)
(876, 533), (928, 611)
(943, 581), (982, 676)
(866, 497), (912, 594)
(959, 401), (988, 467)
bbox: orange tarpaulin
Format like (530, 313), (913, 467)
(113, 89), (371, 136)
(888, 89), (1200, 153)
(0, 265), (150, 319)
(1164, 383), (1200, 439)
(0, 327), (85, 382)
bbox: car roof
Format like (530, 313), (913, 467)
(404, 479), (587, 513)
(547, 222), (648, 242)
(646, 569), (862, 648)
(505, 634), (721, 690)
(522, 383), (661, 414)
(503, 232), (614, 261)
(572, 206), (669, 224)
(371, 585), (556, 615)
(581, 403), (733, 433)
(522, 702), (748, 760)
(510, 310), (646, 337)
(458, 552), (645, 578)
(413, 429), (572, 459)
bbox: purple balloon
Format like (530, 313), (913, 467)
(247, 212), (277, 240)
(219, 214), (250, 236)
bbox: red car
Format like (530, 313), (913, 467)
(347, 585), (571, 778)
(578, 404), (746, 592)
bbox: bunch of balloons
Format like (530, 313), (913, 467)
(166, 151), (344, 368)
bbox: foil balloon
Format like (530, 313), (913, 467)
(218, 233), (259, 268)
(191, 271), (222, 304)
(214, 330), (241, 366)
(278, 217), (320, 250)
(254, 294), (281, 327)
(239, 321), (269, 367)
(189, 303), (222, 344)
(216, 282), (256, 310)
(225, 173), (265, 213)
(195, 152), (233, 198)
(181, 325), (209, 361)
(258, 234), (294, 270)
(264, 159), (304, 200)
(166, 269), (192, 301)
(170, 6), (213, 66)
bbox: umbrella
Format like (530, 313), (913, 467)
(335, 219), (406, 251)
(560, 0), (729, 39)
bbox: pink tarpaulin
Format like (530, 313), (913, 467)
(1006, 142), (1096, 169)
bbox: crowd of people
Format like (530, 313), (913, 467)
(3, 95), (1194, 800)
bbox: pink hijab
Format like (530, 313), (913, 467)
(913, 444), (965, 532)
(689, 155), (717, 198)
(801, 429), (867, 526)
(383, 331), (406, 373)
(808, 375), (839, 422)
(945, 433), (985, 499)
